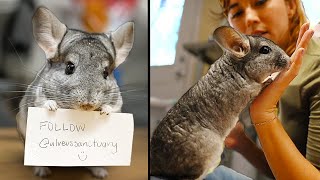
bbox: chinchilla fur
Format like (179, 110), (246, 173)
(150, 26), (290, 180)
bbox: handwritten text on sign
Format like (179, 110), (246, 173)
(24, 107), (134, 166)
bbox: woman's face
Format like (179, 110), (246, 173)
(227, 0), (296, 49)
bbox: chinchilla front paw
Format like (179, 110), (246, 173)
(100, 105), (114, 115)
(87, 167), (108, 179)
(43, 100), (58, 111)
(34, 166), (52, 177)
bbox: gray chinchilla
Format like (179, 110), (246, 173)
(16, 7), (134, 178)
(150, 26), (290, 180)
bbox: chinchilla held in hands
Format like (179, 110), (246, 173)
(150, 26), (290, 180)
(16, 7), (134, 178)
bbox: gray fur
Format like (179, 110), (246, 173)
(16, 6), (134, 178)
(150, 26), (289, 180)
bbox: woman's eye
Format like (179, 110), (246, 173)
(259, 46), (271, 54)
(65, 62), (75, 75)
(256, 0), (267, 6)
(103, 67), (108, 79)
(232, 10), (243, 19)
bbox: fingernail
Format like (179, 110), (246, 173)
(301, 49), (305, 55)
(304, 22), (310, 29)
(311, 30), (315, 36)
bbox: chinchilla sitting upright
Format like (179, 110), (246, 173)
(150, 26), (290, 180)
(16, 7), (134, 178)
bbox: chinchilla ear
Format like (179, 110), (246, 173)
(32, 7), (67, 59)
(111, 22), (134, 68)
(212, 26), (250, 59)
(183, 41), (223, 65)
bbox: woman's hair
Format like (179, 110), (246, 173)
(218, 0), (308, 56)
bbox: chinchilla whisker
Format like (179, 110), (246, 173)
(10, 101), (55, 113)
(44, 93), (73, 98)
(1, 95), (37, 102)
(102, 83), (142, 92)
(101, 97), (116, 102)
(104, 84), (134, 91)
(122, 95), (148, 99)
(0, 82), (32, 87)
(42, 95), (74, 101)
(120, 90), (146, 95)
(24, 86), (58, 94)
(46, 80), (75, 92)
(120, 89), (144, 93)
(0, 88), (60, 95)
(8, 40), (67, 89)
(7, 48), (73, 92)
(119, 84), (147, 90)
(28, 79), (73, 93)
(10, 101), (35, 112)
(106, 91), (146, 97)
(6, 84), (73, 98)
(104, 89), (144, 95)
(3, 95), (73, 108)
(1, 91), (35, 93)
(0, 82), (56, 93)
(51, 100), (73, 103)
(48, 95), (74, 100)
(122, 99), (146, 103)
(51, 97), (73, 102)
(1, 91), (74, 101)
(0, 82), (54, 91)
(11, 99), (69, 113)
(122, 96), (148, 101)
(8, 38), (40, 75)
(103, 100), (121, 104)
(117, 83), (143, 88)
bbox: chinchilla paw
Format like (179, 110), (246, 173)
(87, 167), (108, 179)
(34, 166), (52, 177)
(43, 100), (58, 111)
(100, 105), (114, 115)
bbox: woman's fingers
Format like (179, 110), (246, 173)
(296, 29), (314, 50)
(296, 22), (309, 49)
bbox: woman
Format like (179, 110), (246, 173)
(216, 0), (320, 179)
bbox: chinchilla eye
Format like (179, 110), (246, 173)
(259, 46), (271, 54)
(65, 62), (75, 75)
(103, 67), (108, 79)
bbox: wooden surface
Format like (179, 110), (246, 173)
(0, 127), (148, 180)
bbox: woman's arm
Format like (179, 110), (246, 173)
(249, 23), (319, 180)
(306, 94), (320, 169)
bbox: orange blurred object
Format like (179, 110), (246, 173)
(81, 0), (108, 33)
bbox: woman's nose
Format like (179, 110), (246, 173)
(245, 8), (260, 29)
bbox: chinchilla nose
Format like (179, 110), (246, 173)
(276, 54), (291, 69)
(79, 103), (95, 111)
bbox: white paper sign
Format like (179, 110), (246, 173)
(24, 107), (134, 166)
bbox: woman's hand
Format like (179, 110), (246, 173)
(250, 23), (314, 124)
(224, 121), (245, 150)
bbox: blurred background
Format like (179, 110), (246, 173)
(0, 0), (148, 127)
(150, 0), (319, 180)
